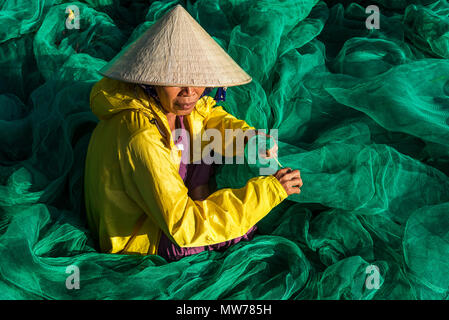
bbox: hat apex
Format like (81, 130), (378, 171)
(99, 5), (252, 87)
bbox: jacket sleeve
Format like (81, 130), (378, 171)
(201, 97), (257, 158)
(120, 129), (288, 248)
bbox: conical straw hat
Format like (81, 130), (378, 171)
(99, 5), (252, 87)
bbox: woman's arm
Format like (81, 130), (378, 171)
(120, 129), (288, 248)
(201, 97), (258, 157)
(204, 103), (255, 132)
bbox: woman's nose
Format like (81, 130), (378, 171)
(180, 87), (194, 96)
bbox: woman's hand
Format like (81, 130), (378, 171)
(273, 168), (302, 196)
(256, 131), (278, 159)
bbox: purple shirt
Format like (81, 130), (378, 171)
(172, 115), (212, 190)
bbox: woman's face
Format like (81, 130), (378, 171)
(155, 86), (206, 116)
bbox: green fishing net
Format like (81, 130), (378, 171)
(1, 0), (448, 300)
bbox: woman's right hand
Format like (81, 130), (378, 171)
(273, 168), (302, 196)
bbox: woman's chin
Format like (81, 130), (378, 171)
(174, 105), (196, 115)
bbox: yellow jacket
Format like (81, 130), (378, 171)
(84, 77), (288, 255)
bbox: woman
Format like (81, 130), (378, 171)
(84, 5), (302, 261)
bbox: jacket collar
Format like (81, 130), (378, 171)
(132, 84), (174, 148)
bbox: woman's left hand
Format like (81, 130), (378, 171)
(256, 131), (278, 159)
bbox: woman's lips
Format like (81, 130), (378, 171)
(176, 101), (196, 110)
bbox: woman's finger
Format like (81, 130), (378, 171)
(282, 169), (300, 181)
(265, 148), (277, 159)
(287, 186), (301, 194)
(275, 167), (291, 178)
(286, 177), (302, 187)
